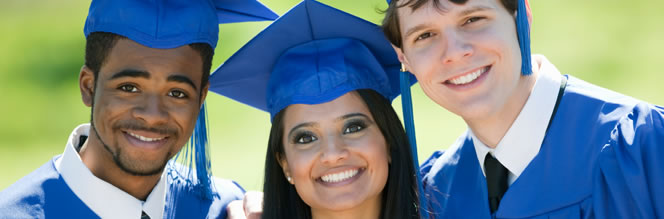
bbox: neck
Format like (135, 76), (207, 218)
(79, 130), (161, 200)
(311, 195), (382, 219)
(466, 70), (539, 148)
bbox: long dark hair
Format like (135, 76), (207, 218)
(262, 89), (419, 219)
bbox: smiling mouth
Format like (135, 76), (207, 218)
(318, 168), (364, 184)
(122, 130), (170, 149)
(126, 131), (166, 142)
(446, 66), (491, 85)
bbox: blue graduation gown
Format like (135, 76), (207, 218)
(0, 156), (244, 218)
(420, 75), (664, 218)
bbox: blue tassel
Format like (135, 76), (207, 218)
(169, 102), (214, 201)
(400, 71), (418, 168)
(192, 102), (213, 199)
(516, 0), (532, 75)
(400, 71), (429, 218)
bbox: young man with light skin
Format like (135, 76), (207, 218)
(0, 0), (277, 218)
(382, 0), (664, 218)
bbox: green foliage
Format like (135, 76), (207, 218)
(1, 0), (662, 191)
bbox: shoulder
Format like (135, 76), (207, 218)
(419, 132), (470, 179)
(603, 102), (664, 152)
(563, 75), (640, 116)
(548, 75), (643, 146)
(0, 156), (93, 218)
(205, 177), (245, 218)
(0, 160), (53, 218)
(593, 103), (664, 218)
(601, 102), (664, 159)
(165, 164), (245, 218)
(211, 177), (245, 201)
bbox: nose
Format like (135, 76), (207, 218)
(441, 30), (473, 64)
(319, 136), (349, 165)
(132, 94), (169, 125)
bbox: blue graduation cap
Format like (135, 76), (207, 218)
(385, 0), (532, 75)
(209, 0), (413, 114)
(83, 0), (277, 199)
(209, 0), (426, 213)
(84, 0), (278, 49)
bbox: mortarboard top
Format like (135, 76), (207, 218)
(209, 0), (416, 119)
(84, 0), (278, 49)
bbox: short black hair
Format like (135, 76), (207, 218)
(262, 89), (420, 219)
(382, 0), (517, 48)
(84, 32), (214, 95)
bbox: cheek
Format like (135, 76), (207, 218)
(359, 133), (390, 181)
(92, 93), (130, 124)
(284, 149), (317, 181)
(404, 45), (443, 84)
(167, 101), (200, 128)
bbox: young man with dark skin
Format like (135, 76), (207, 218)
(0, 0), (277, 218)
(382, 0), (664, 218)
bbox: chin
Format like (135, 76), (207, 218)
(313, 198), (363, 211)
(454, 102), (497, 121)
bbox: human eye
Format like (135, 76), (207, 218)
(414, 32), (435, 42)
(292, 131), (318, 144)
(118, 84), (139, 93)
(343, 120), (367, 134)
(168, 90), (188, 99)
(463, 16), (486, 25)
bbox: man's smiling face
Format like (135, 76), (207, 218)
(85, 38), (206, 176)
(396, 0), (525, 120)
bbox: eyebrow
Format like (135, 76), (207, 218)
(458, 5), (493, 17)
(338, 112), (371, 122)
(287, 122), (318, 140)
(167, 75), (198, 91)
(404, 22), (435, 40)
(109, 69), (150, 80)
(403, 5), (494, 39)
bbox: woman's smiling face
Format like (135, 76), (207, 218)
(278, 91), (390, 213)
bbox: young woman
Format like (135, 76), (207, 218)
(209, 1), (421, 219)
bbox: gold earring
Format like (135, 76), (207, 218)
(400, 63), (407, 72)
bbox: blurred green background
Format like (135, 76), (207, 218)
(1, 0), (662, 191)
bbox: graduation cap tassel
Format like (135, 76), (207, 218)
(516, 0), (532, 75)
(192, 102), (214, 199)
(400, 71), (429, 218)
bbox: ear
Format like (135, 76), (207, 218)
(514, 1), (533, 25)
(199, 81), (209, 108)
(391, 44), (412, 72)
(525, 0), (533, 24)
(277, 153), (293, 184)
(79, 65), (96, 107)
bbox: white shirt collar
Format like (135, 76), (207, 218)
(54, 124), (166, 219)
(471, 55), (562, 185)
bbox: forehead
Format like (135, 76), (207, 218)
(282, 92), (372, 127)
(397, 0), (500, 18)
(101, 39), (203, 82)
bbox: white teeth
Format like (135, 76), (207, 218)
(320, 169), (359, 183)
(128, 132), (164, 142)
(449, 67), (486, 85)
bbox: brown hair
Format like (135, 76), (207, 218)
(382, 0), (517, 48)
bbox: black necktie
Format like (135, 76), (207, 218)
(141, 211), (150, 219)
(484, 153), (508, 213)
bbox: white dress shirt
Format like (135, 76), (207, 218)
(54, 124), (166, 219)
(471, 55), (563, 185)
